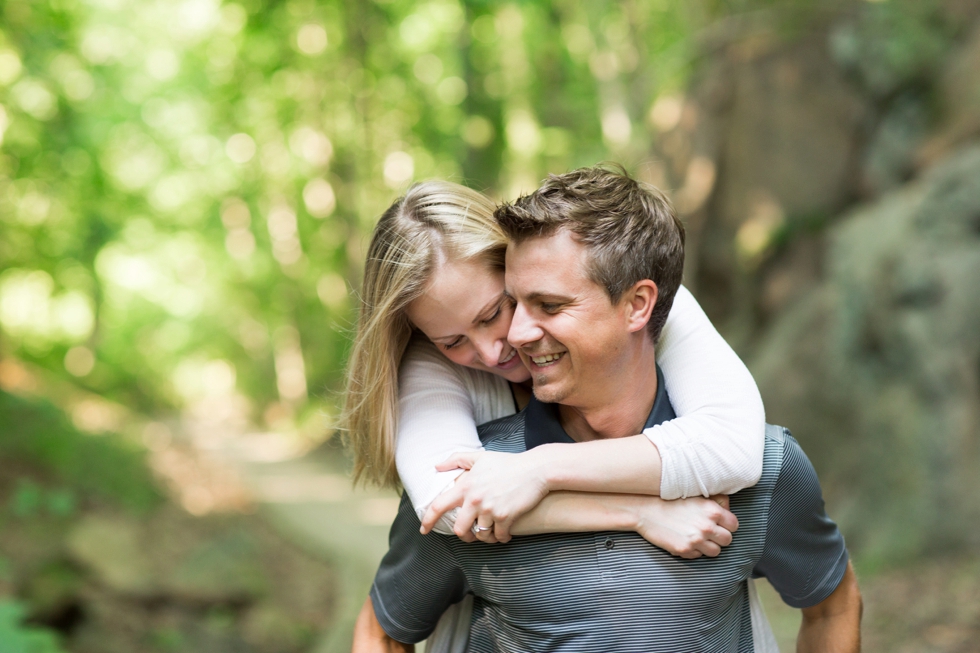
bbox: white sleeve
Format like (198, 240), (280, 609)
(396, 338), (485, 535)
(647, 285), (766, 499)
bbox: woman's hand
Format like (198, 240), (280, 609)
(420, 450), (550, 543)
(632, 495), (739, 558)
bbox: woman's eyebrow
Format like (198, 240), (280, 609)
(471, 294), (505, 325)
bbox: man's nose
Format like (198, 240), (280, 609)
(508, 301), (542, 349)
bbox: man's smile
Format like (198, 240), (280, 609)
(529, 352), (566, 368)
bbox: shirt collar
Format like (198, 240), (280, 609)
(524, 365), (675, 450)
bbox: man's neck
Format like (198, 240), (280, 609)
(557, 341), (658, 442)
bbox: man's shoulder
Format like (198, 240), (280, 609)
(476, 410), (527, 453)
(752, 424), (790, 493)
(758, 423), (820, 496)
(762, 424), (814, 481)
(764, 424), (828, 503)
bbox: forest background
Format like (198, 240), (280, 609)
(2, 0), (980, 651)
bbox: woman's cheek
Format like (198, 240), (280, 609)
(445, 346), (477, 370)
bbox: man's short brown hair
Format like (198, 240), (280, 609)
(495, 164), (685, 342)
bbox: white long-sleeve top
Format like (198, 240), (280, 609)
(395, 285), (766, 535)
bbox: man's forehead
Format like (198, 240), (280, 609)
(504, 232), (592, 295)
(506, 230), (582, 262)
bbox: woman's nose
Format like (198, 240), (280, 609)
(474, 337), (503, 367)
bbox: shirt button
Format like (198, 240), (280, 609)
(604, 538), (614, 550)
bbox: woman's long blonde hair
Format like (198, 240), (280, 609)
(341, 180), (506, 488)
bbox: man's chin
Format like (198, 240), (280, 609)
(531, 379), (569, 404)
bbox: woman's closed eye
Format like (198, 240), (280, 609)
(442, 336), (464, 351)
(479, 305), (502, 326)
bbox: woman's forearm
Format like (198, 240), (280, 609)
(510, 491), (738, 559)
(422, 438), (663, 539)
(510, 491), (639, 535)
(534, 435), (663, 496)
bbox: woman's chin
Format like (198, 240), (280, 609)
(500, 366), (531, 384)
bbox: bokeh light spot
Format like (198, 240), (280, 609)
(649, 95), (684, 132)
(0, 50), (23, 85)
(383, 151), (414, 188)
(462, 116), (494, 148)
(505, 111), (541, 156)
(64, 346), (96, 377)
(221, 198), (251, 228)
(316, 273), (347, 308)
(413, 53), (443, 85)
(146, 49), (180, 81)
(12, 80), (57, 121)
(297, 24), (328, 55)
(225, 133), (256, 163)
(303, 178), (336, 218)
(289, 127), (333, 167)
(225, 229), (255, 259)
(436, 76), (467, 105)
(601, 106), (632, 147)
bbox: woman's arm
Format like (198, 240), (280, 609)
(395, 337), (501, 535)
(423, 285), (765, 540)
(511, 491), (739, 559)
(649, 285), (765, 499)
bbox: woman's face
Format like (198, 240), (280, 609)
(406, 257), (531, 384)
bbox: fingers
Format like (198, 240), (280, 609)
(704, 497), (738, 533)
(492, 518), (513, 544)
(717, 509), (739, 534)
(453, 502), (479, 542)
(696, 540), (722, 557)
(708, 524), (733, 548)
(435, 452), (480, 472)
(677, 546), (703, 560)
(473, 514), (498, 544)
(420, 485), (465, 534)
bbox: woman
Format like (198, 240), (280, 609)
(344, 179), (769, 651)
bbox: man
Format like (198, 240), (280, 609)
(354, 166), (862, 652)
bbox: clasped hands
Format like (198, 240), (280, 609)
(420, 450), (739, 559)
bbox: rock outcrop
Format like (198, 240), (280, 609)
(750, 146), (980, 562)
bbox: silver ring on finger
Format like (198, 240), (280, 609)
(472, 523), (493, 534)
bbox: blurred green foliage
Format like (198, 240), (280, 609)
(0, 0), (720, 425)
(0, 600), (65, 653)
(2, 0), (939, 429)
(0, 391), (161, 511)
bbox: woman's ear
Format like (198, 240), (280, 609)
(625, 280), (658, 334)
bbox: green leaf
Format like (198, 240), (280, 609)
(0, 600), (66, 653)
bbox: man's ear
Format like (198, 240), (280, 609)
(624, 280), (658, 334)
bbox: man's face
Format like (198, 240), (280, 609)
(505, 230), (632, 407)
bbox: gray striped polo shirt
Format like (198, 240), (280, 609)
(371, 371), (848, 652)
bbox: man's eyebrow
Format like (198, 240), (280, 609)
(521, 291), (573, 303)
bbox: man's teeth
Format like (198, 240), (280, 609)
(531, 353), (563, 366)
(499, 350), (517, 365)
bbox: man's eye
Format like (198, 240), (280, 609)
(540, 303), (561, 313)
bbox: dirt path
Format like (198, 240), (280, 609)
(209, 439), (400, 653)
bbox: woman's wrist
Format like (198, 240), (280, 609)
(611, 494), (645, 532)
(532, 443), (568, 494)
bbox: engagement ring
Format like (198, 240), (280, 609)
(472, 524), (492, 534)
